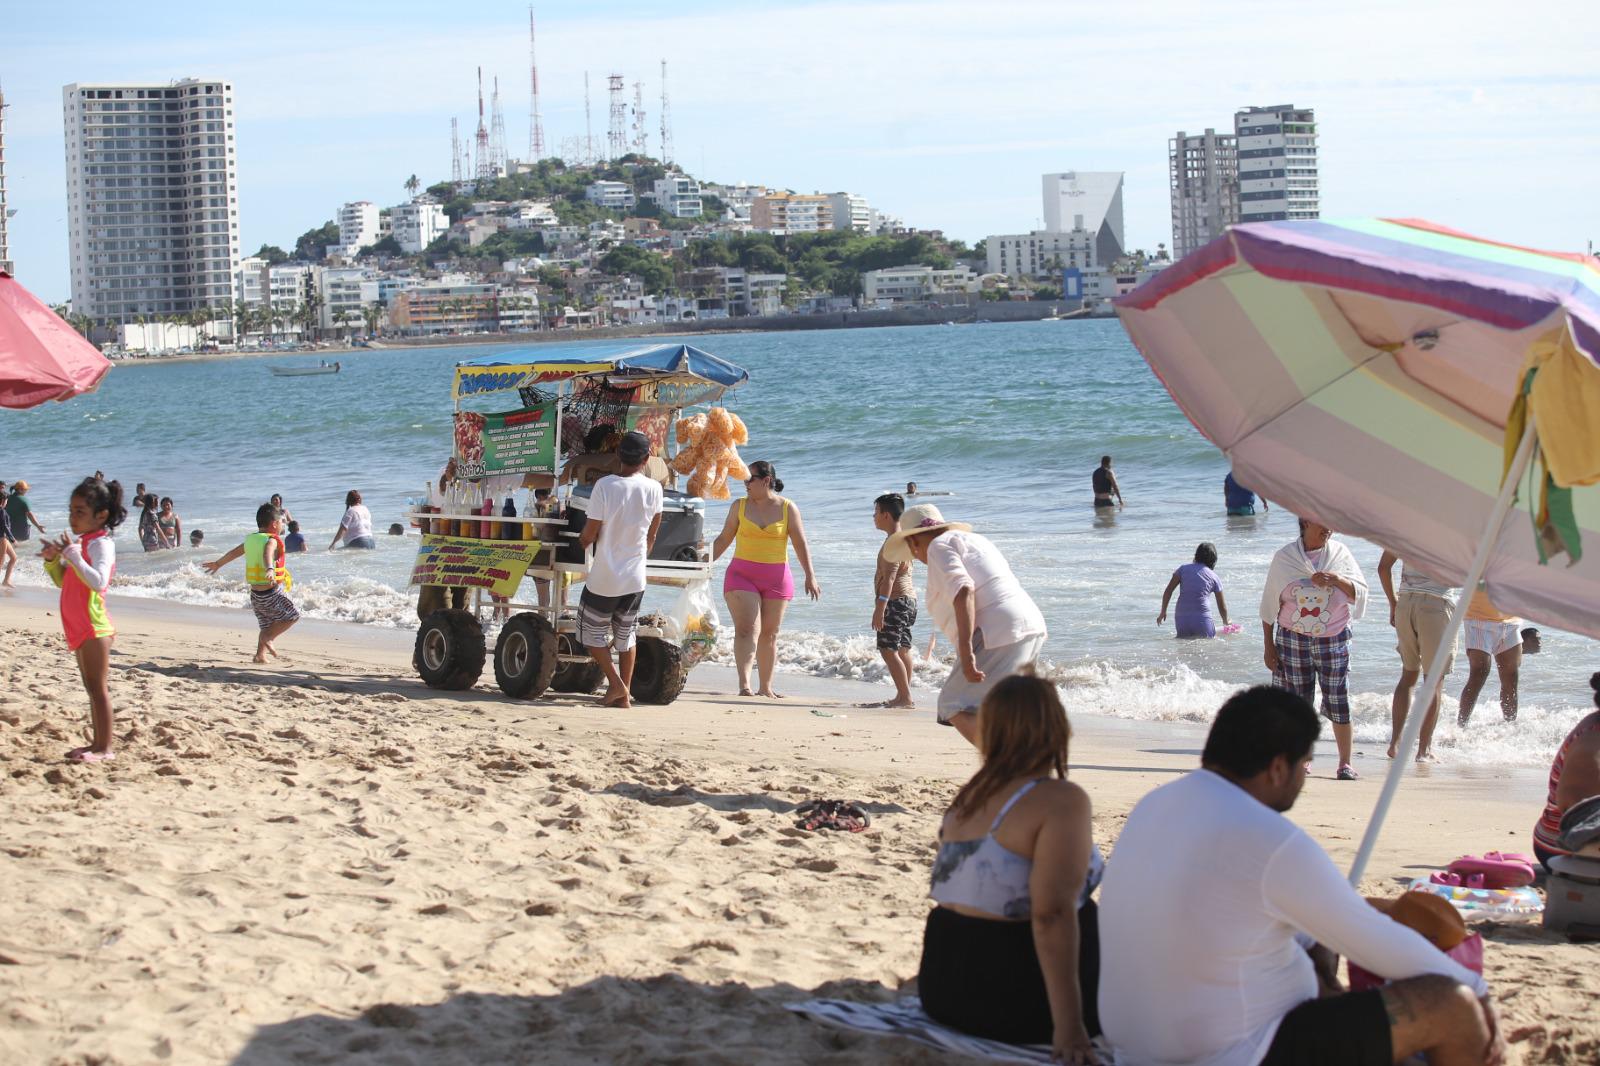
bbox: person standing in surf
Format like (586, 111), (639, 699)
(1092, 456), (1123, 510)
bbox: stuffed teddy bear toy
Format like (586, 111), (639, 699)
(670, 407), (750, 499)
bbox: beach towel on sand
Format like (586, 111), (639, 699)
(786, 996), (1112, 1064)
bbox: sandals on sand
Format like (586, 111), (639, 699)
(66, 747), (115, 763)
(1337, 764), (1359, 781)
(795, 799), (871, 833)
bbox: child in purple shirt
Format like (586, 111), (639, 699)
(1158, 542), (1230, 639)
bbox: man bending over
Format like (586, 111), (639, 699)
(1098, 685), (1502, 1066)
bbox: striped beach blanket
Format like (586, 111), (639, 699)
(786, 996), (1075, 1063)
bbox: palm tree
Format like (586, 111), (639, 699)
(404, 174), (420, 199)
(361, 301), (383, 338)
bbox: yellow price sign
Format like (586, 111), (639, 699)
(408, 536), (542, 598)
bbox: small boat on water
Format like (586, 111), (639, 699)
(270, 361), (341, 377)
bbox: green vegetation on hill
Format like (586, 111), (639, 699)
(682, 231), (953, 296)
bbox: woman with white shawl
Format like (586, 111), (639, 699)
(1260, 518), (1369, 780)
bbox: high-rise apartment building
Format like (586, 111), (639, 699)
(1041, 172), (1125, 263)
(63, 78), (240, 324)
(1169, 129), (1239, 258)
(1234, 104), (1318, 224)
(751, 192), (833, 235)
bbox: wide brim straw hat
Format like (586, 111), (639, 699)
(882, 503), (971, 564)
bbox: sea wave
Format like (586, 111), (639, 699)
(5, 561), (1572, 769)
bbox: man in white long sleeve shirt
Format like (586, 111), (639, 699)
(1098, 686), (1504, 1066)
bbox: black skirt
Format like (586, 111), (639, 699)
(917, 900), (1100, 1045)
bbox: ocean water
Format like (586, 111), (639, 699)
(4, 321), (1593, 767)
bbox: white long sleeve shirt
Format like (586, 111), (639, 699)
(62, 535), (116, 591)
(1098, 770), (1486, 1066)
(924, 530), (1046, 648)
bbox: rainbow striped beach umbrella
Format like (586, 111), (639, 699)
(1116, 218), (1600, 880)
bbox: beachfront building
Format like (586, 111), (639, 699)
(984, 227), (1100, 278)
(651, 175), (703, 219)
(586, 180), (637, 210)
(335, 201), (380, 258)
(825, 192), (872, 233)
(390, 200), (447, 254)
(751, 192), (834, 235)
(62, 77), (240, 327)
(1042, 171), (1125, 264)
(862, 265), (978, 305)
(1170, 129), (1240, 258)
(318, 267), (380, 333)
(1234, 104), (1319, 223)
(387, 282), (538, 336)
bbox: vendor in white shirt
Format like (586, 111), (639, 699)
(882, 504), (1047, 747)
(1098, 685), (1503, 1066)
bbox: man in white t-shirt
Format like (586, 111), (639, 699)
(1098, 686), (1503, 1066)
(578, 431), (664, 708)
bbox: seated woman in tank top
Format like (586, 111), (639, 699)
(1533, 672), (1600, 871)
(918, 674), (1103, 1063)
(710, 460), (821, 698)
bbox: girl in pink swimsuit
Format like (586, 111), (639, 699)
(41, 477), (127, 763)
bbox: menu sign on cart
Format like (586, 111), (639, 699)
(453, 405), (556, 478)
(409, 536), (541, 597)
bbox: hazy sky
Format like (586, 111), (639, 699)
(5, 0), (1598, 302)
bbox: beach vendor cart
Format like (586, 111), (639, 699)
(406, 342), (748, 703)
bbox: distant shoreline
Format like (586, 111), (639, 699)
(110, 301), (1082, 367)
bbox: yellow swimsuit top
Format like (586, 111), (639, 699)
(734, 498), (790, 565)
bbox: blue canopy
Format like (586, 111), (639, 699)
(455, 342), (749, 392)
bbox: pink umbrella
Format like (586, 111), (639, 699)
(0, 270), (113, 409)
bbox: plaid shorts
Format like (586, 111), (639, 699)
(876, 596), (917, 651)
(250, 586), (300, 630)
(1274, 627), (1352, 724)
(578, 587), (645, 651)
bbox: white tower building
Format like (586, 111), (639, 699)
(1041, 171), (1125, 263)
(63, 78), (240, 323)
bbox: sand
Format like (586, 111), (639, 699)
(1, 591), (1595, 1065)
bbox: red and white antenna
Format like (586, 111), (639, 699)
(474, 67), (492, 181)
(658, 59), (674, 165)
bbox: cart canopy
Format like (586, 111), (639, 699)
(454, 342), (749, 401)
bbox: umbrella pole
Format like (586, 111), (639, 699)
(1347, 417), (1539, 886)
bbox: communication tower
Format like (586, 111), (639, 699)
(0, 82), (11, 274)
(607, 74), (627, 160)
(658, 60), (674, 165)
(474, 67), (493, 181)
(490, 76), (508, 175)
(451, 118), (463, 184)
(527, 6), (545, 161)
(583, 72), (595, 166)
(631, 81), (648, 157)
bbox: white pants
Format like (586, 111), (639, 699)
(936, 631), (1047, 723)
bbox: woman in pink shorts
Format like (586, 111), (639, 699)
(711, 460), (821, 697)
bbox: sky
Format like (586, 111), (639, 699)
(4, 0), (1599, 303)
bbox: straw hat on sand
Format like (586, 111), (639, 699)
(882, 503), (971, 565)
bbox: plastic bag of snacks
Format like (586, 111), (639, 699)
(665, 576), (720, 667)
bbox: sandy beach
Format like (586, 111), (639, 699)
(1, 589), (1595, 1065)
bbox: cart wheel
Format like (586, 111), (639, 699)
(550, 631), (603, 693)
(413, 609), (485, 690)
(670, 544), (701, 563)
(630, 635), (688, 705)
(494, 612), (559, 699)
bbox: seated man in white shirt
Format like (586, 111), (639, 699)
(1098, 685), (1503, 1066)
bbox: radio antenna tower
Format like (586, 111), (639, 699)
(474, 67), (493, 181)
(527, 6), (545, 160)
(0, 81), (12, 274)
(607, 75), (627, 160)
(450, 117), (463, 184)
(631, 81), (648, 157)
(658, 59), (674, 165)
(489, 76), (508, 174)
(583, 72), (595, 166)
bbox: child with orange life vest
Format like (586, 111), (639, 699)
(204, 502), (300, 662)
(41, 476), (128, 763)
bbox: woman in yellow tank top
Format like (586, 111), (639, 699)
(711, 460), (821, 697)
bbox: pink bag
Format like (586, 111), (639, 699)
(1347, 933), (1484, 992)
